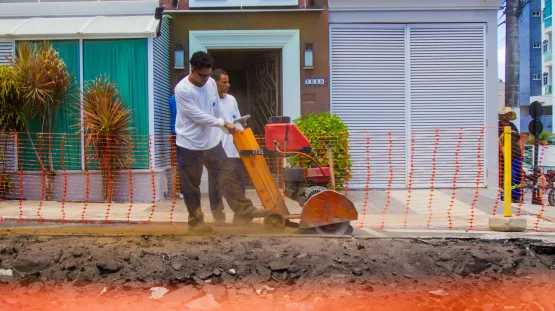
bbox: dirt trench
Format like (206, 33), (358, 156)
(1, 234), (555, 310)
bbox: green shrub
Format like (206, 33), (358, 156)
(0, 65), (27, 131)
(286, 112), (352, 191)
(526, 131), (553, 145)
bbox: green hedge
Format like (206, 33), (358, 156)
(286, 112), (352, 191)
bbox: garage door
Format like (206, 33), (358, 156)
(330, 23), (486, 189)
(409, 25), (486, 188)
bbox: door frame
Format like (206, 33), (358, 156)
(189, 29), (301, 120)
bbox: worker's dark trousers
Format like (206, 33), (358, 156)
(208, 158), (246, 221)
(177, 143), (256, 227)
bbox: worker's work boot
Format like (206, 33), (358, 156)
(248, 208), (269, 218)
(232, 208), (269, 225)
(188, 209), (213, 233)
(233, 208), (270, 225)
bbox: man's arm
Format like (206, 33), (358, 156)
(175, 87), (225, 127)
(169, 96), (177, 126)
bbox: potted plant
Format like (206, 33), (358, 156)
(81, 76), (132, 202)
(9, 41), (73, 200)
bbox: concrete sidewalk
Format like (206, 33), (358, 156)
(1, 188), (554, 232)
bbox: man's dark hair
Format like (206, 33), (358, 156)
(189, 51), (214, 70)
(211, 69), (228, 81)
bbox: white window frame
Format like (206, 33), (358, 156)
(534, 74), (541, 80)
(533, 11), (541, 17)
(188, 0), (297, 8)
(533, 42), (541, 48)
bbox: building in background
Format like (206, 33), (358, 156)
(521, 0), (552, 132)
(159, 0), (329, 191)
(0, 0), (171, 202)
(161, 0), (330, 135)
(530, 0), (554, 132)
(327, 0), (499, 190)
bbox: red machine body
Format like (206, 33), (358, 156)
(265, 123), (311, 152)
(305, 167), (330, 183)
(254, 116), (357, 235)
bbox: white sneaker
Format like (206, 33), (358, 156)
(178, 193), (184, 199)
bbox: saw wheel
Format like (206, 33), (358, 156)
(263, 212), (286, 232)
(314, 222), (353, 235)
(304, 187), (354, 236)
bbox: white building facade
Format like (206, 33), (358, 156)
(530, 0), (555, 132)
(328, 0), (500, 189)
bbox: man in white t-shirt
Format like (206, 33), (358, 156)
(209, 69), (248, 223)
(174, 52), (266, 231)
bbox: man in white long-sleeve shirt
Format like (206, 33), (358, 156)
(209, 69), (248, 223)
(174, 51), (266, 231)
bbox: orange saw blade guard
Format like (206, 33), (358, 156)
(299, 190), (358, 229)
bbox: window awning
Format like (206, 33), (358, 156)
(0, 15), (159, 39)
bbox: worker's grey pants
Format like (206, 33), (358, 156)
(208, 158), (246, 221)
(177, 142), (256, 227)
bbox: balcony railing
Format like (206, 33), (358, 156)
(546, 50), (553, 62)
(547, 17), (553, 29)
(546, 85), (553, 95)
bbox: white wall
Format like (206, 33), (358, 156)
(328, 0), (501, 11)
(0, 0), (158, 17)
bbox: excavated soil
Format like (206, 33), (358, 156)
(1, 234), (555, 310)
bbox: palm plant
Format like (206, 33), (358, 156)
(9, 41), (73, 200)
(0, 65), (27, 132)
(81, 76), (132, 202)
(0, 146), (13, 200)
(0, 66), (25, 199)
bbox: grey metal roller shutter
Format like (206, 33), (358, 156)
(408, 24), (486, 188)
(153, 17), (172, 168)
(0, 41), (14, 66)
(330, 24), (407, 189)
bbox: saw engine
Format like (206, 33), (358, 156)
(263, 116), (358, 235)
(232, 114), (357, 235)
(264, 116), (331, 204)
(283, 169), (329, 206)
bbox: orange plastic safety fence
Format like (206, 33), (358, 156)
(404, 131), (415, 229)
(427, 129), (440, 228)
(468, 127), (485, 230)
(127, 138), (134, 223)
(0, 128), (553, 232)
(357, 131), (370, 229)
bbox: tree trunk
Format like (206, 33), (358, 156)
(505, 0), (520, 109)
(44, 109), (55, 201)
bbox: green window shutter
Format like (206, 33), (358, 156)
(83, 39), (149, 169)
